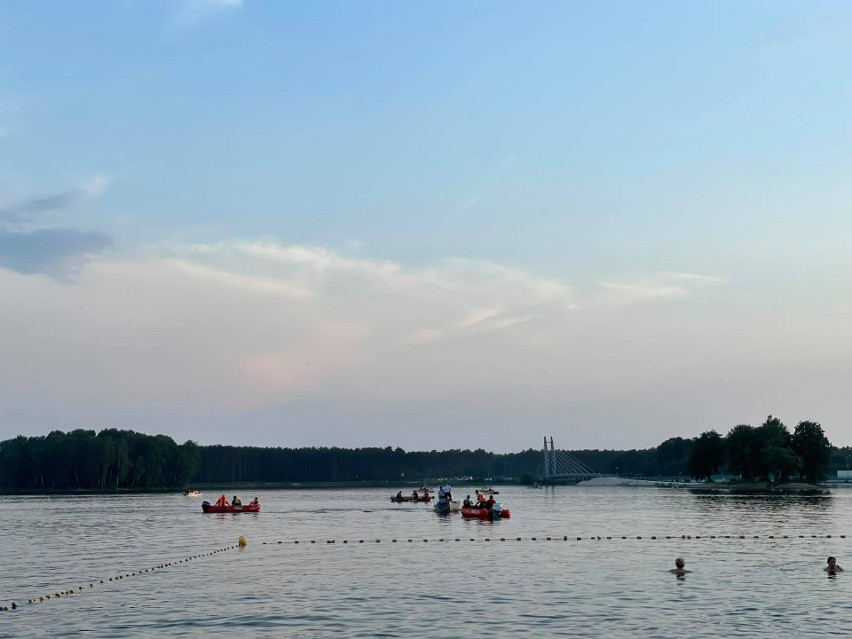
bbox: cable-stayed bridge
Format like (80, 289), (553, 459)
(535, 436), (600, 483)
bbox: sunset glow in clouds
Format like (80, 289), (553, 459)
(2, 1), (852, 449)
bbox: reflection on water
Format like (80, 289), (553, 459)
(691, 494), (837, 534)
(694, 493), (833, 513)
(2, 487), (852, 638)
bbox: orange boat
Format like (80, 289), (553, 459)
(460, 504), (510, 519)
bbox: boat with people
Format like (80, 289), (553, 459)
(202, 501), (260, 513)
(461, 504), (510, 519)
(433, 498), (461, 514)
(391, 491), (432, 503)
(185, 489), (202, 497)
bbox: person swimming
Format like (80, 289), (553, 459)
(824, 556), (844, 572)
(668, 557), (691, 575)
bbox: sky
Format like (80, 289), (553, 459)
(1, 1), (852, 453)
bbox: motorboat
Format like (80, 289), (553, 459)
(460, 503), (510, 519)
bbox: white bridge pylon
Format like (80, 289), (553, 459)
(537, 436), (599, 482)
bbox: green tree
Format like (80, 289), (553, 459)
(687, 430), (725, 481)
(726, 424), (758, 480)
(656, 437), (693, 476)
(791, 420), (832, 481)
(756, 416), (797, 482)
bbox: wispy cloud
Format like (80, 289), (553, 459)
(0, 173), (110, 226)
(596, 272), (725, 305)
(164, 0), (244, 35)
(0, 228), (112, 279)
(457, 306), (504, 329)
(461, 194), (481, 211)
(343, 238), (365, 252)
(0, 194), (77, 225)
(0, 175), (112, 278)
(9, 237), (837, 451)
(0, 239), (726, 406)
(661, 272), (725, 286)
(459, 157), (514, 212)
(81, 173), (110, 197)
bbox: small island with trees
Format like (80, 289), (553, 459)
(685, 416), (834, 492)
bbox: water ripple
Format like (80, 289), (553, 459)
(3, 487), (852, 637)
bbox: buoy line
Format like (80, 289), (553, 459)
(260, 533), (848, 546)
(2, 537), (249, 613)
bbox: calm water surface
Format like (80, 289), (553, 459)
(2, 486), (852, 638)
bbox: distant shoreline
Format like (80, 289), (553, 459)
(0, 480), (498, 496)
(0, 479), (834, 496)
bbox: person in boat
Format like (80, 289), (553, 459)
(486, 495), (496, 510)
(824, 556), (844, 572)
(441, 482), (453, 501)
(250, 497), (259, 506)
(411, 490), (419, 501)
(476, 490), (487, 508)
(232, 495), (242, 507)
(396, 491), (404, 501)
(215, 495), (229, 507)
(463, 495), (473, 507)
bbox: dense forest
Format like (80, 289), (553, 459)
(0, 416), (844, 490)
(0, 429), (199, 490)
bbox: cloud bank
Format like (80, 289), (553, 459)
(3, 238), (849, 451)
(0, 239), (787, 450)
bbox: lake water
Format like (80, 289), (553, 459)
(2, 485), (852, 638)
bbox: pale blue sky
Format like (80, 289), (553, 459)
(2, 1), (852, 451)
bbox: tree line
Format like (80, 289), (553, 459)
(0, 429), (540, 489)
(571, 416), (837, 483)
(0, 416), (842, 490)
(0, 429), (200, 489)
(686, 416), (833, 483)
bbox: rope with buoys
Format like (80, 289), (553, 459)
(2, 536), (249, 613)
(8, 532), (845, 611)
(260, 533), (848, 546)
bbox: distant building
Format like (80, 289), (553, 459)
(837, 470), (852, 480)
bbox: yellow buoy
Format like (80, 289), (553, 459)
(238, 535), (247, 547)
